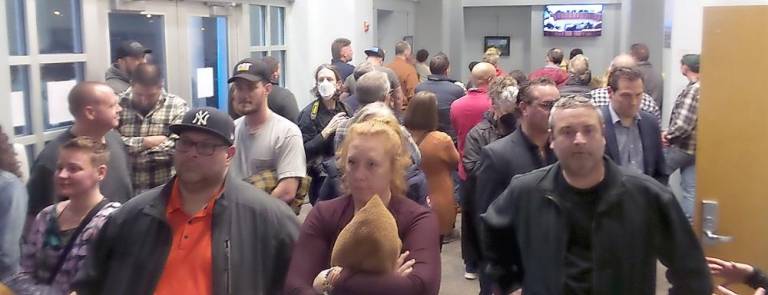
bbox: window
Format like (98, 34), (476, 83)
(10, 65), (31, 135)
(36, 0), (83, 54)
(2, 0), (86, 155)
(108, 13), (167, 80)
(249, 4), (287, 86)
(5, 0), (27, 55)
(41, 62), (84, 129)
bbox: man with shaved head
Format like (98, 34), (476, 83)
(631, 43), (664, 108)
(529, 48), (569, 85)
(27, 81), (133, 216)
(451, 62), (495, 183)
(588, 55), (661, 121)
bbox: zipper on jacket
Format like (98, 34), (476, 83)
(225, 239), (231, 295)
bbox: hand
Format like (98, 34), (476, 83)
(715, 286), (765, 295)
(143, 135), (168, 148)
(321, 113), (348, 139)
(394, 251), (415, 276)
(661, 131), (670, 147)
(312, 266), (343, 293)
(708, 257), (756, 286)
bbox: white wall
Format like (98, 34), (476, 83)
(285, 0), (415, 108)
(659, 0), (767, 126)
(414, 0), (443, 60)
(286, 0), (374, 109)
(463, 6), (531, 77)
(462, 4), (621, 80)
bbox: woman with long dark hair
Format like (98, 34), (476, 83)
(297, 64), (351, 204)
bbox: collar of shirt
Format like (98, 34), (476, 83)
(519, 128), (555, 164)
(607, 102), (641, 125)
(467, 87), (488, 94)
(165, 178), (225, 218)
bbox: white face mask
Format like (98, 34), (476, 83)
(318, 81), (337, 99)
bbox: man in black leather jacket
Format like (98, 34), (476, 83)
(481, 96), (712, 295)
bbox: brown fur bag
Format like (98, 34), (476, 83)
(330, 195), (402, 273)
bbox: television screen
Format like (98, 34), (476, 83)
(544, 5), (603, 37)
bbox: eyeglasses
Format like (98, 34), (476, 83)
(175, 138), (228, 156)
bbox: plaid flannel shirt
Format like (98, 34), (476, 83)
(667, 81), (700, 154)
(117, 90), (188, 192)
(589, 87), (661, 123)
(244, 169), (311, 214)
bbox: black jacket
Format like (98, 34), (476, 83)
(481, 158), (712, 294)
(297, 98), (351, 162)
(415, 75), (466, 143)
(462, 111), (515, 177)
(71, 174), (300, 295)
(268, 83), (300, 123)
(601, 105), (668, 184)
(474, 129), (556, 214)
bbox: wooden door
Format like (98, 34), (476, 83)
(697, 5), (768, 293)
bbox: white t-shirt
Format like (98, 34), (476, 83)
(231, 112), (307, 181)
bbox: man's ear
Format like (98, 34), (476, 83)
(83, 105), (97, 120)
(226, 146), (236, 161)
(96, 164), (108, 181)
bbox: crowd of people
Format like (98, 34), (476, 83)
(0, 37), (764, 295)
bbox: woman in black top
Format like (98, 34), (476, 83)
(298, 64), (351, 204)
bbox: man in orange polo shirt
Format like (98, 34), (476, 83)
(73, 107), (299, 295)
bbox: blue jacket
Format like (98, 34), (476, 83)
(415, 75), (466, 143)
(600, 105), (668, 184)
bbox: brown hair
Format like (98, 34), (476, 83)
(518, 77), (556, 105)
(310, 64), (342, 99)
(337, 116), (411, 197)
(60, 136), (110, 167)
(130, 63), (163, 86)
(0, 125), (21, 177)
(607, 67), (643, 92)
(331, 38), (351, 60)
(403, 91), (438, 132)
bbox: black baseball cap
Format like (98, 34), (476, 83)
(228, 58), (272, 83)
(364, 47), (386, 59)
(169, 107), (235, 145)
(115, 41), (151, 60)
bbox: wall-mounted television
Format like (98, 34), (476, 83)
(544, 5), (603, 37)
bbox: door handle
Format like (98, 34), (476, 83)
(701, 200), (734, 245)
(703, 230), (734, 242)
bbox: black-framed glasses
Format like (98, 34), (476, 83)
(175, 138), (228, 156)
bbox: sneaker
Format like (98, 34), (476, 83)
(464, 263), (479, 280)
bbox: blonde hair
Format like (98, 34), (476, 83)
(337, 116), (412, 197)
(483, 47), (501, 65)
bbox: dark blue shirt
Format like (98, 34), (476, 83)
(331, 59), (355, 81)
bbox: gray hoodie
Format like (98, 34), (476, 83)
(104, 64), (130, 95)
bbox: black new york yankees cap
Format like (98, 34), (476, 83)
(169, 107), (235, 145)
